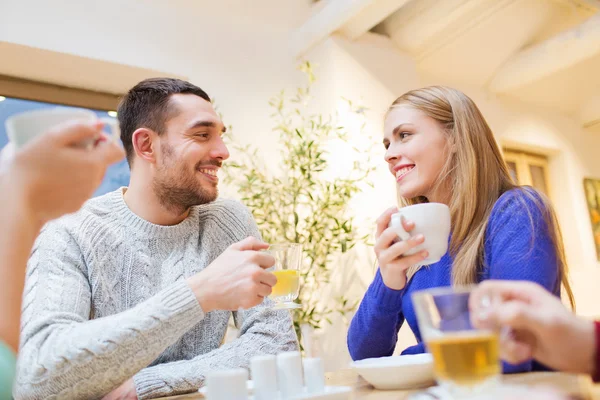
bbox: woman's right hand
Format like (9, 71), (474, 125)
(374, 207), (428, 290)
(2, 119), (125, 225)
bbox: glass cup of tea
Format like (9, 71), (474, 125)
(266, 243), (302, 310)
(412, 286), (500, 397)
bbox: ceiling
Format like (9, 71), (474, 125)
(380, 0), (600, 116)
(296, 0), (600, 129)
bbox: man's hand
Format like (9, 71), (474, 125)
(471, 280), (595, 375)
(187, 236), (277, 313)
(102, 378), (137, 400)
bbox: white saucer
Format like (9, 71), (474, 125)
(351, 353), (435, 390)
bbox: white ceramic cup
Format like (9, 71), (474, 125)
(389, 203), (451, 265)
(303, 357), (325, 394)
(251, 354), (278, 400)
(5, 107), (120, 149)
(206, 368), (248, 400)
(276, 351), (303, 400)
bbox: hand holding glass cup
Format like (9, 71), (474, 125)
(265, 243), (302, 310)
(412, 286), (500, 398)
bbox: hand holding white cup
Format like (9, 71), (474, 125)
(374, 203), (450, 290)
(389, 203), (451, 264)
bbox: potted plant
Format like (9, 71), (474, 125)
(223, 62), (376, 348)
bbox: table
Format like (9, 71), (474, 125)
(158, 369), (598, 399)
(325, 369), (596, 399)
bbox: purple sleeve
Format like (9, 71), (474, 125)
(485, 189), (560, 373)
(400, 342), (426, 355)
(347, 269), (406, 361)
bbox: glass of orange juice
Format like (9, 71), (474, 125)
(267, 243), (302, 309)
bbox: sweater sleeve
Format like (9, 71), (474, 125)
(15, 222), (206, 400)
(484, 189), (560, 373)
(347, 269), (406, 361)
(400, 342), (426, 355)
(133, 303), (299, 399)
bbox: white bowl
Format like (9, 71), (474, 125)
(350, 353), (436, 390)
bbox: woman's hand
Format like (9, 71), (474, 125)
(374, 207), (429, 290)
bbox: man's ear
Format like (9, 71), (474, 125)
(131, 128), (157, 164)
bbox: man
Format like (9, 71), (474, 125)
(0, 121), (124, 400)
(15, 78), (298, 400)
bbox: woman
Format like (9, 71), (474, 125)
(347, 86), (574, 373)
(0, 120), (124, 399)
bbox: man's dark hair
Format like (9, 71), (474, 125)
(117, 77), (211, 165)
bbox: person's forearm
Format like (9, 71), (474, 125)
(133, 307), (298, 399)
(0, 182), (42, 351)
(15, 281), (205, 399)
(348, 269), (405, 361)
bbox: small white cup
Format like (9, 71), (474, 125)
(277, 351), (303, 399)
(303, 358), (325, 394)
(206, 368), (248, 400)
(251, 354), (278, 400)
(389, 203), (451, 265)
(5, 107), (119, 149)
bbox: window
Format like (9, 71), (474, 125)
(0, 77), (129, 196)
(503, 148), (551, 198)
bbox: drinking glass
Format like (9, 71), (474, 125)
(412, 286), (500, 397)
(267, 243), (302, 310)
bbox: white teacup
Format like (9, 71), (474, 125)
(5, 108), (120, 149)
(389, 203), (451, 265)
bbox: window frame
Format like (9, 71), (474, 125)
(0, 75), (121, 111)
(503, 148), (552, 198)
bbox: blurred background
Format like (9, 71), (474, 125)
(1, 0), (600, 371)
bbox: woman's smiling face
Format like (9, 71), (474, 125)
(383, 105), (451, 202)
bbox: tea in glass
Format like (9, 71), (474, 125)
(267, 243), (302, 309)
(412, 286), (500, 396)
(428, 331), (500, 386)
(271, 270), (300, 302)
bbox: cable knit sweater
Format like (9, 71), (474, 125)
(15, 188), (298, 400)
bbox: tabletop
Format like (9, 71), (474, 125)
(156, 368), (597, 399)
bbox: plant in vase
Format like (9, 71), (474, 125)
(222, 62), (376, 347)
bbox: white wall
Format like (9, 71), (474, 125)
(0, 0), (313, 150)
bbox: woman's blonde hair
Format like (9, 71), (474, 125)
(389, 86), (575, 308)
